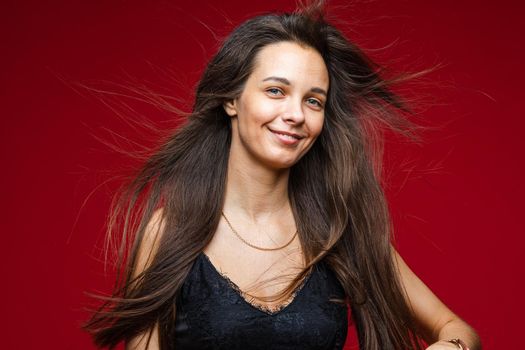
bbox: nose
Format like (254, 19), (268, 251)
(281, 98), (305, 124)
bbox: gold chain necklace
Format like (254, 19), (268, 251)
(221, 211), (297, 251)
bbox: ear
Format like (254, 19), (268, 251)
(223, 99), (237, 117)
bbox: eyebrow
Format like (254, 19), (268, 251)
(262, 76), (327, 96)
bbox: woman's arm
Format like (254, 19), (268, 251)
(393, 249), (481, 350)
(125, 210), (165, 350)
(126, 325), (160, 350)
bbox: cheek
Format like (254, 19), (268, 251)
(310, 116), (325, 138)
(240, 100), (277, 129)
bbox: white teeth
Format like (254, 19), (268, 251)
(275, 132), (299, 140)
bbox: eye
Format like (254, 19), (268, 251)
(306, 97), (324, 109)
(266, 87), (284, 96)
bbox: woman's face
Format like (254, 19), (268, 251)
(224, 41), (329, 170)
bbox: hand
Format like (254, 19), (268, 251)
(426, 340), (464, 350)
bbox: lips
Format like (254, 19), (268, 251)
(268, 127), (305, 146)
(268, 128), (304, 140)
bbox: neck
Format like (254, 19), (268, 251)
(224, 151), (291, 225)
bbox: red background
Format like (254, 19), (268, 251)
(2, 0), (523, 349)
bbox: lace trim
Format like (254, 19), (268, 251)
(200, 252), (314, 315)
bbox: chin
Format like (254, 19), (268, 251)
(265, 156), (301, 170)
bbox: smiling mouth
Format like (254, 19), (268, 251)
(269, 128), (304, 140)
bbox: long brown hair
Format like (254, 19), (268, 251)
(85, 1), (425, 349)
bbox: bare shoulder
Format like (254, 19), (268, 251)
(143, 208), (166, 248)
(126, 324), (160, 350)
(132, 208), (166, 279)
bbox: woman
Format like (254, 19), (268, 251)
(85, 2), (481, 349)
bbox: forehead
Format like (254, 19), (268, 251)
(250, 41), (329, 89)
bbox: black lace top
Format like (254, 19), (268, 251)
(173, 252), (349, 349)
